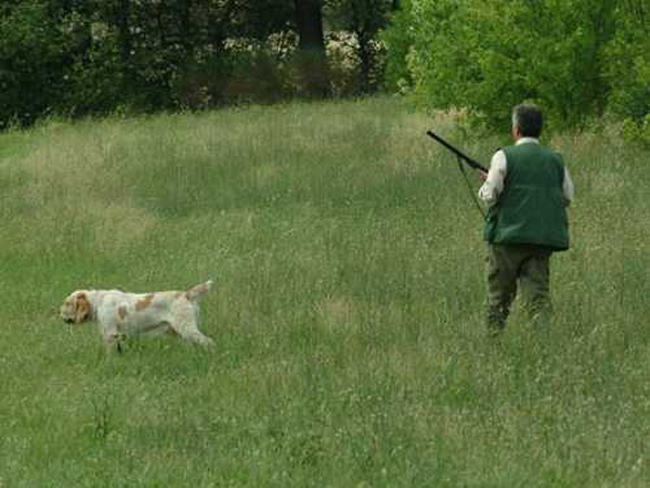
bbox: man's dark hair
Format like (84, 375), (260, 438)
(512, 104), (543, 137)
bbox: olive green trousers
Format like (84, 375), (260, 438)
(485, 243), (553, 335)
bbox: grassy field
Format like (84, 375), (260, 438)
(0, 97), (648, 487)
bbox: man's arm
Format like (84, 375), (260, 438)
(478, 150), (507, 207)
(562, 167), (574, 207)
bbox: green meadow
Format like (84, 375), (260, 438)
(0, 97), (648, 487)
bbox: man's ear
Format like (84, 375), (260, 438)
(75, 293), (90, 323)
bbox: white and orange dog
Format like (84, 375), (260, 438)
(60, 280), (214, 352)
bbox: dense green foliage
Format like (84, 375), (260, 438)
(605, 1), (650, 141)
(379, 0), (414, 92)
(3, 0), (647, 137)
(382, 0), (650, 137)
(1, 98), (649, 486)
(0, 0), (397, 128)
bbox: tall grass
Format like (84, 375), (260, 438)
(0, 97), (648, 487)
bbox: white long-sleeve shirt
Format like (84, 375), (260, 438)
(478, 138), (575, 207)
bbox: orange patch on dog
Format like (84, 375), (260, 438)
(75, 293), (91, 323)
(135, 293), (155, 311)
(118, 306), (128, 320)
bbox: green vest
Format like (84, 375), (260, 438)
(483, 142), (569, 251)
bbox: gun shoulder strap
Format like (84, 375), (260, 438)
(457, 156), (487, 221)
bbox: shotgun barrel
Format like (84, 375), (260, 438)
(426, 130), (488, 173)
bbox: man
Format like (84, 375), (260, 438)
(478, 104), (574, 336)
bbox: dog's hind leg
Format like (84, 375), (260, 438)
(169, 304), (214, 348)
(182, 330), (215, 347)
(171, 318), (214, 347)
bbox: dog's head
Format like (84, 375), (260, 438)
(60, 291), (92, 324)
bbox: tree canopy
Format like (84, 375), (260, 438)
(382, 0), (649, 138)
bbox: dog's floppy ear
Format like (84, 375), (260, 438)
(74, 293), (91, 323)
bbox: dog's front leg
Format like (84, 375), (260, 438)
(103, 329), (126, 353)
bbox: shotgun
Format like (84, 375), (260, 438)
(426, 129), (488, 219)
(426, 130), (488, 173)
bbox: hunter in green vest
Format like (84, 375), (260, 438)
(478, 104), (574, 336)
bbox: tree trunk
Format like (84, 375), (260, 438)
(294, 0), (326, 51)
(293, 0), (329, 97)
(115, 0), (132, 65)
(114, 0), (136, 93)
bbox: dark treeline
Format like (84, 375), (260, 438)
(0, 0), (398, 128)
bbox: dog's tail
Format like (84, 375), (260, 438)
(187, 280), (213, 302)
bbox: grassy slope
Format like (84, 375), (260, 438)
(0, 97), (648, 487)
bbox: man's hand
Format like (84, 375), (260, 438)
(478, 169), (488, 183)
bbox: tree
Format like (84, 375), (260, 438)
(327, 0), (396, 93)
(292, 0), (330, 97)
(605, 0), (650, 140)
(379, 0), (414, 92)
(295, 0), (327, 51)
(384, 0), (629, 133)
(0, 1), (86, 126)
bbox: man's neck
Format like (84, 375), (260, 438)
(516, 137), (540, 145)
